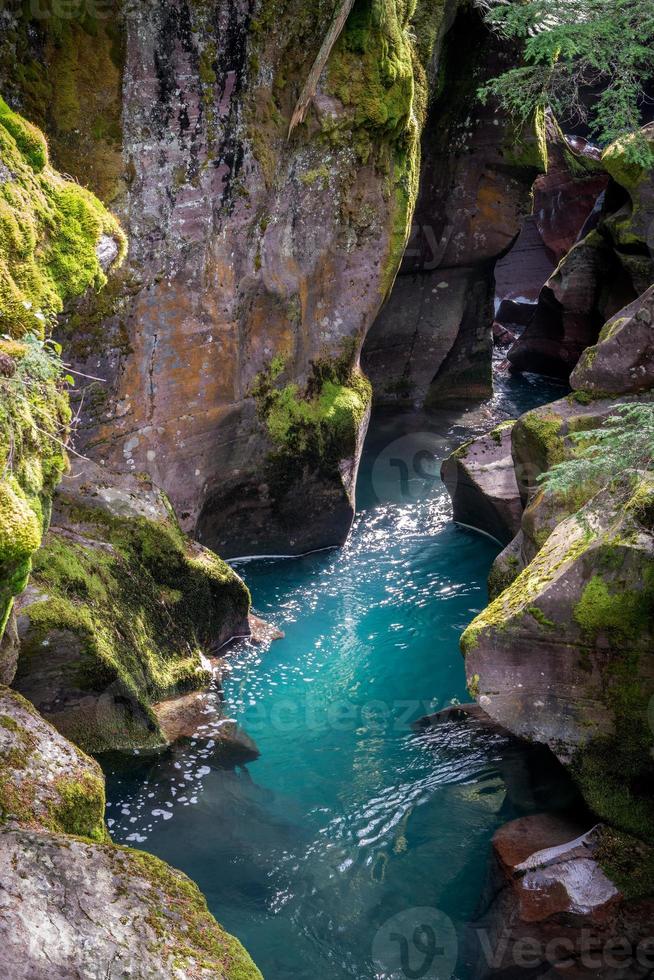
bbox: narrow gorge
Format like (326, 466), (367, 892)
(0, 1), (652, 978)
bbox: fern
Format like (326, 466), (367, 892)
(477, 0), (654, 167)
(539, 403), (654, 497)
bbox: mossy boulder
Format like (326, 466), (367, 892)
(198, 351), (373, 557)
(462, 479), (654, 842)
(0, 685), (106, 841)
(13, 461), (250, 754)
(601, 124), (654, 291)
(571, 285), (654, 397)
(0, 825), (262, 979)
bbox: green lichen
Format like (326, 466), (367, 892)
(602, 131), (653, 192)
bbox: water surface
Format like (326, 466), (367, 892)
(105, 370), (569, 979)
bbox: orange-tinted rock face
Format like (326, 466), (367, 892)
(2, 0), (448, 556)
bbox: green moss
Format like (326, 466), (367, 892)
(595, 827), (654, 901)
(488, 553), (521, 600)
(574, 574), (654, 640)
(515, 411), (566, 468)
(0, 102), (125, 649)
(125, 849), (263, 978)
(0, 97), (126, 339)
(502, 106), (548, 172)
(467, 673), (480, 700)
(602, 132), (652, 192)
(253, 345), (372, 481)
(490, 420), (515, 445)
(53, 773), (107, 843)
(300, 165), (330, 187)
(528, 605), (555, 629)
(0, 9), (125, 203)
(17, 501), (250, 753)
(0, 97), (48, 171)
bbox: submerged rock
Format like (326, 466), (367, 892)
(0, 826), (262, 980)
(469, 814), (654, 979)
(441, 421), (523, 545)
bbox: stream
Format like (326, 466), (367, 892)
(104, 367), (571, 979)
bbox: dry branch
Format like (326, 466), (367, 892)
(287, 0), (357, 138)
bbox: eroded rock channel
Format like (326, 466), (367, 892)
(0, 1), (653, 978)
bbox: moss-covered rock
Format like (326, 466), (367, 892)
(0, 684), (106, 841)
(0, 825), (263, 979)
(571, 284), (654, 397)
(13, 461), (250, 754)
(462, 479), (654, 843)
(0, 98), (125, 656)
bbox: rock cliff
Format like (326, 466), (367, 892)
(1, 0), (452, 556)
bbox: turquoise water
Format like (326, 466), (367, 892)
(105, 372), (572, 979)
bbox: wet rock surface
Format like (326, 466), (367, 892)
(469, 814), (654, 979)
(13, 462), (250, 754)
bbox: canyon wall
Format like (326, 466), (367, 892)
(1, 0), (456, 557)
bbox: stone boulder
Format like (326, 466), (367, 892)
(601, 124), (654, 296)
(508, 127), (654, 380)
(0, 685), (106, 841)
(469, 814), (654, 979)
(13, 462), (251, 754)
(0, 826), (262, 980)
(441, 421), (523, 545)
(571, 285), (654, 396)
(462, 479), (654, 840)
(508, 229), (633, 379)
